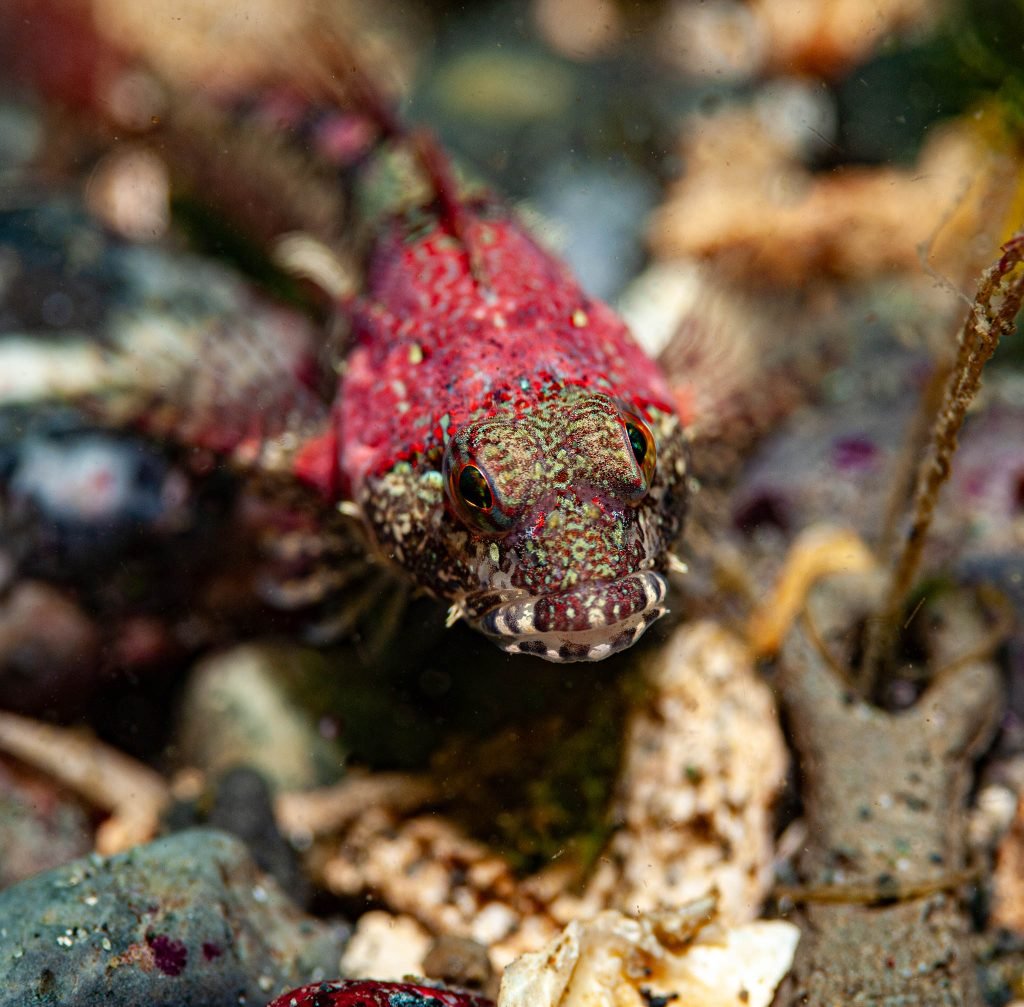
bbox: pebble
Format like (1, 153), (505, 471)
(176, 644), (346, 791)
(339, 911), (432, 982)
(0, 828), (347, 1007)
(0, 580), (100, 716)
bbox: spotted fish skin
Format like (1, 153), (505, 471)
(338, 187), (690, 661)
(266, 979), (492, 1007)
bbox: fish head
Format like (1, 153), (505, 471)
(437, 387), (689, 661)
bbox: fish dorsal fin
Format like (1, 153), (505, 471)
(290, 17), (491, 289)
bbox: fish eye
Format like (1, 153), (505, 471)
(621, 410), (657, 488)
(627, 423), (649, 465)
(443, 448), (510, 534)
(458, 464), (493, 512)
(442, 425), (528, 535)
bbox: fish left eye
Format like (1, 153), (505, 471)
(627, 423), (649, 465)
(621, 411), (657, 488)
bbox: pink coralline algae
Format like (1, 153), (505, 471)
(145, 933), (188, 977)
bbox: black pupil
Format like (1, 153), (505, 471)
(459, 465), (493, 510)
(627, 423), (648, 464)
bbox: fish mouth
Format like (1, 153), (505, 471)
(473, 571), (669, 663)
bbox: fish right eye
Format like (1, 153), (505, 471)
(457, 464), (493, 512)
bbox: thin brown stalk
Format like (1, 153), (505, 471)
(876, 360), (951, 560)
(775, 864), (980, 906)
(860, 233), (1024, 696)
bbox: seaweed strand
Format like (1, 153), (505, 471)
(859, 232), (1024, 696)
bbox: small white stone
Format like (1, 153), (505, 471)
(340, 911), (431, 980)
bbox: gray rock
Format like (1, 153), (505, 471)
(177, 644), (346, 792)
(0, 828), (345, 1006)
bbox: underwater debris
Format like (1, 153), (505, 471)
(498, 898), (799, 1007)
(650, 107), (1016, 286)
(747, 524), (876, 658)
(275, 771), (438, 844)
(0, 710), (169, 854)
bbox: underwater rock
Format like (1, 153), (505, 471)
(176, 643), (346, 792)
(2, 425), (192, 579)
(0, 580), (101, 716)
(423, 934), (495, 997)
(0, 754), (91, 890)
(774, 583), (1002, 1006)
(339, 911), (432, 984)
(0, 828), (346, 1007)
(193, 765), (310, 901)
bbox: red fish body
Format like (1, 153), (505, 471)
(337, 176), (690, 660)
(343, 216), (674, 487)
(267, 979), (492, 1007)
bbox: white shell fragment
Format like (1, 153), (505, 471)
(340, 911), (432, 981)
(591, 620), (788, 924)
(498, 901), (799, 1007)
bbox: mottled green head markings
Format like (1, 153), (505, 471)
(361, 385), (689, 662)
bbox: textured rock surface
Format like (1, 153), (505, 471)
(775, 620), (1001, 1006)
(0, 828), (346, 1007)
(589, 619), (788, 923)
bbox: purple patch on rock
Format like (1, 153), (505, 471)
(831, 435), (878, 473)
(202, 941), (223, 961)
(147, 933), (188, 976)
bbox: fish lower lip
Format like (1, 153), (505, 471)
(473, 571), (669, 663)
